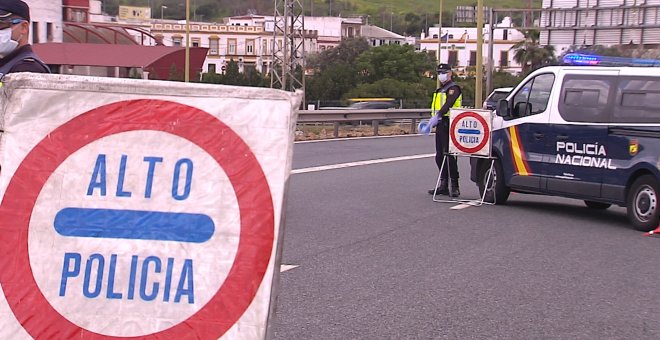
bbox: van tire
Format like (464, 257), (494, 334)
(626, 175), (660, 232)
(584, 201), (611, 210)
(478, 158), (510, 204)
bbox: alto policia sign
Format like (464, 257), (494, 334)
(448, 109), (492, 157)
(0, 73), (301, 339)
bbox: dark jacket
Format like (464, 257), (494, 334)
(0, 45), (49, 74)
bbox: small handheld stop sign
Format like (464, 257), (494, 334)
(449, 109), (492, 157)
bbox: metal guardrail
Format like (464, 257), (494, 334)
(296, 108), (431, 137)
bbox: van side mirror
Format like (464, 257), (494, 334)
(496, 99), (510, 117)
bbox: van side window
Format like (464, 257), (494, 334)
(613, 78), (660, 123)
(558, 75), (614, 123)
(510, 73), (555, 119)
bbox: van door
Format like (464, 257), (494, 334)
(497, 72), (556, 191)
(603, 75), (660, 203)
(543, 71), (617, 198)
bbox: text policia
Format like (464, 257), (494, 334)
(57, 153), (200, 303)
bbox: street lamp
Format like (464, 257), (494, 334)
(161, 5), (167, 20)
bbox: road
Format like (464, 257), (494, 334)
(272, 135), (660, 339)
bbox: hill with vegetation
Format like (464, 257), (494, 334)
(105, 0), (542, 35)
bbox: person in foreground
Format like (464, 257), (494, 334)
(428, 63), (462, 197)
(0, 0), (49, 76)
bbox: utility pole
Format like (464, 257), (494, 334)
(272, 0), (306, 103)
(486, 7), (495, 96)
(476, 0), (484, 106)
(437, 0), (443, 88)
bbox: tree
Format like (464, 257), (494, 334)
(355, 44), (436, 84)
(222, 59), (242, 85)
(403, 13), (424, 36)
(511, 29), (556, 74)
(309, 38), (370, 72)
(306, 62), (358, 102)
(305, 38), (371, 102)
(306, 40), (439, 106)
(345, 78), (436, 108)
(199, 59), (269, 87)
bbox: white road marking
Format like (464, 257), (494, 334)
(450, 201), (483, 209)
(291, 154), (434, 174)
(294, 134), (425, 144)
(280, 264), (299, 273)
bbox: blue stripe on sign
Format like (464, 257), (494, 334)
(54, 208), (215, 243)
(457, 129), (481, 135)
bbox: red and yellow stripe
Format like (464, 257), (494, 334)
(508, 126), (531, 176)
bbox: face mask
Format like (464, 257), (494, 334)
(438, 73), (450, 83)
(0, 28), (18, 58)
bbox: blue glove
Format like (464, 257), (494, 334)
(418, 114), (440, 135)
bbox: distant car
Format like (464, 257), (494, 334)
(482, 87), (513, 111)
(345, 101), (398, 125)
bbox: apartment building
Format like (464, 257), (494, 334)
(539, 0), (660, 53)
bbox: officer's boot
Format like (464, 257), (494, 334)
(450, 179), (460, 197)
(428, 179), (450, 195)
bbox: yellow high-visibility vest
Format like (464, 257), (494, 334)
(431, 89), (462, 117)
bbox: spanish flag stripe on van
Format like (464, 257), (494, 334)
(509, 126), (530, 176)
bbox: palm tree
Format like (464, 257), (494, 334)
(511, 29), (556, 74)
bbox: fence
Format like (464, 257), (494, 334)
(296, 108), (432, 138)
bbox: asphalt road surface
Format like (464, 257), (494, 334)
(272, 135), (660, 339)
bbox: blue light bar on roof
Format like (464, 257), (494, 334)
(563, 53), (601, 65)
(563, 53), (660, 67)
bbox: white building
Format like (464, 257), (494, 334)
(418, 17), (525, 73)
(23, 0), (63, 44)
(151, 15), (388, 76)
(151, 19), (276, 75)
(361, 24), (406, 47)
(539, 0), (660, 54)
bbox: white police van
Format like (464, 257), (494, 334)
(470, 54), (660, 231)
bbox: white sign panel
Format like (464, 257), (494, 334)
(0, 73), (301, 339)
(448, 108), (493, 157)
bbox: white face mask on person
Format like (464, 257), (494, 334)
(0, 27), (19, 58)
(438, 73), (450, 83)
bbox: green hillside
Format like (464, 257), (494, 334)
(345, 0), (540, 14)
(109, 0), (542, 34)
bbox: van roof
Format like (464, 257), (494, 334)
(533, 65), (660, 76)
(562, 53), (660, 67)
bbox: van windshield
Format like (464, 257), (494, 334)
(488, 91), (509, 102)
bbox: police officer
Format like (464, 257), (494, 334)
(0, 0), (49, 76)
(428, 63), (462, 197)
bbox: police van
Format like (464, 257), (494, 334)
(470, 54), (660, 231)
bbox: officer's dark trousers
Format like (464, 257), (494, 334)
(434, 119), (459, 180)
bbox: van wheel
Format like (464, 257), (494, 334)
(626, 175), (660, 232)
(478, 158), (510, 204)
(584, 201), (611, 210)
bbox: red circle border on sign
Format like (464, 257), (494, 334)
(449, 111), (490, 154)
(0, 99), (275, 339)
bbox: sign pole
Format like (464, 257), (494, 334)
(476, 0), (484, 106)
(185, 0), (190, 83)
